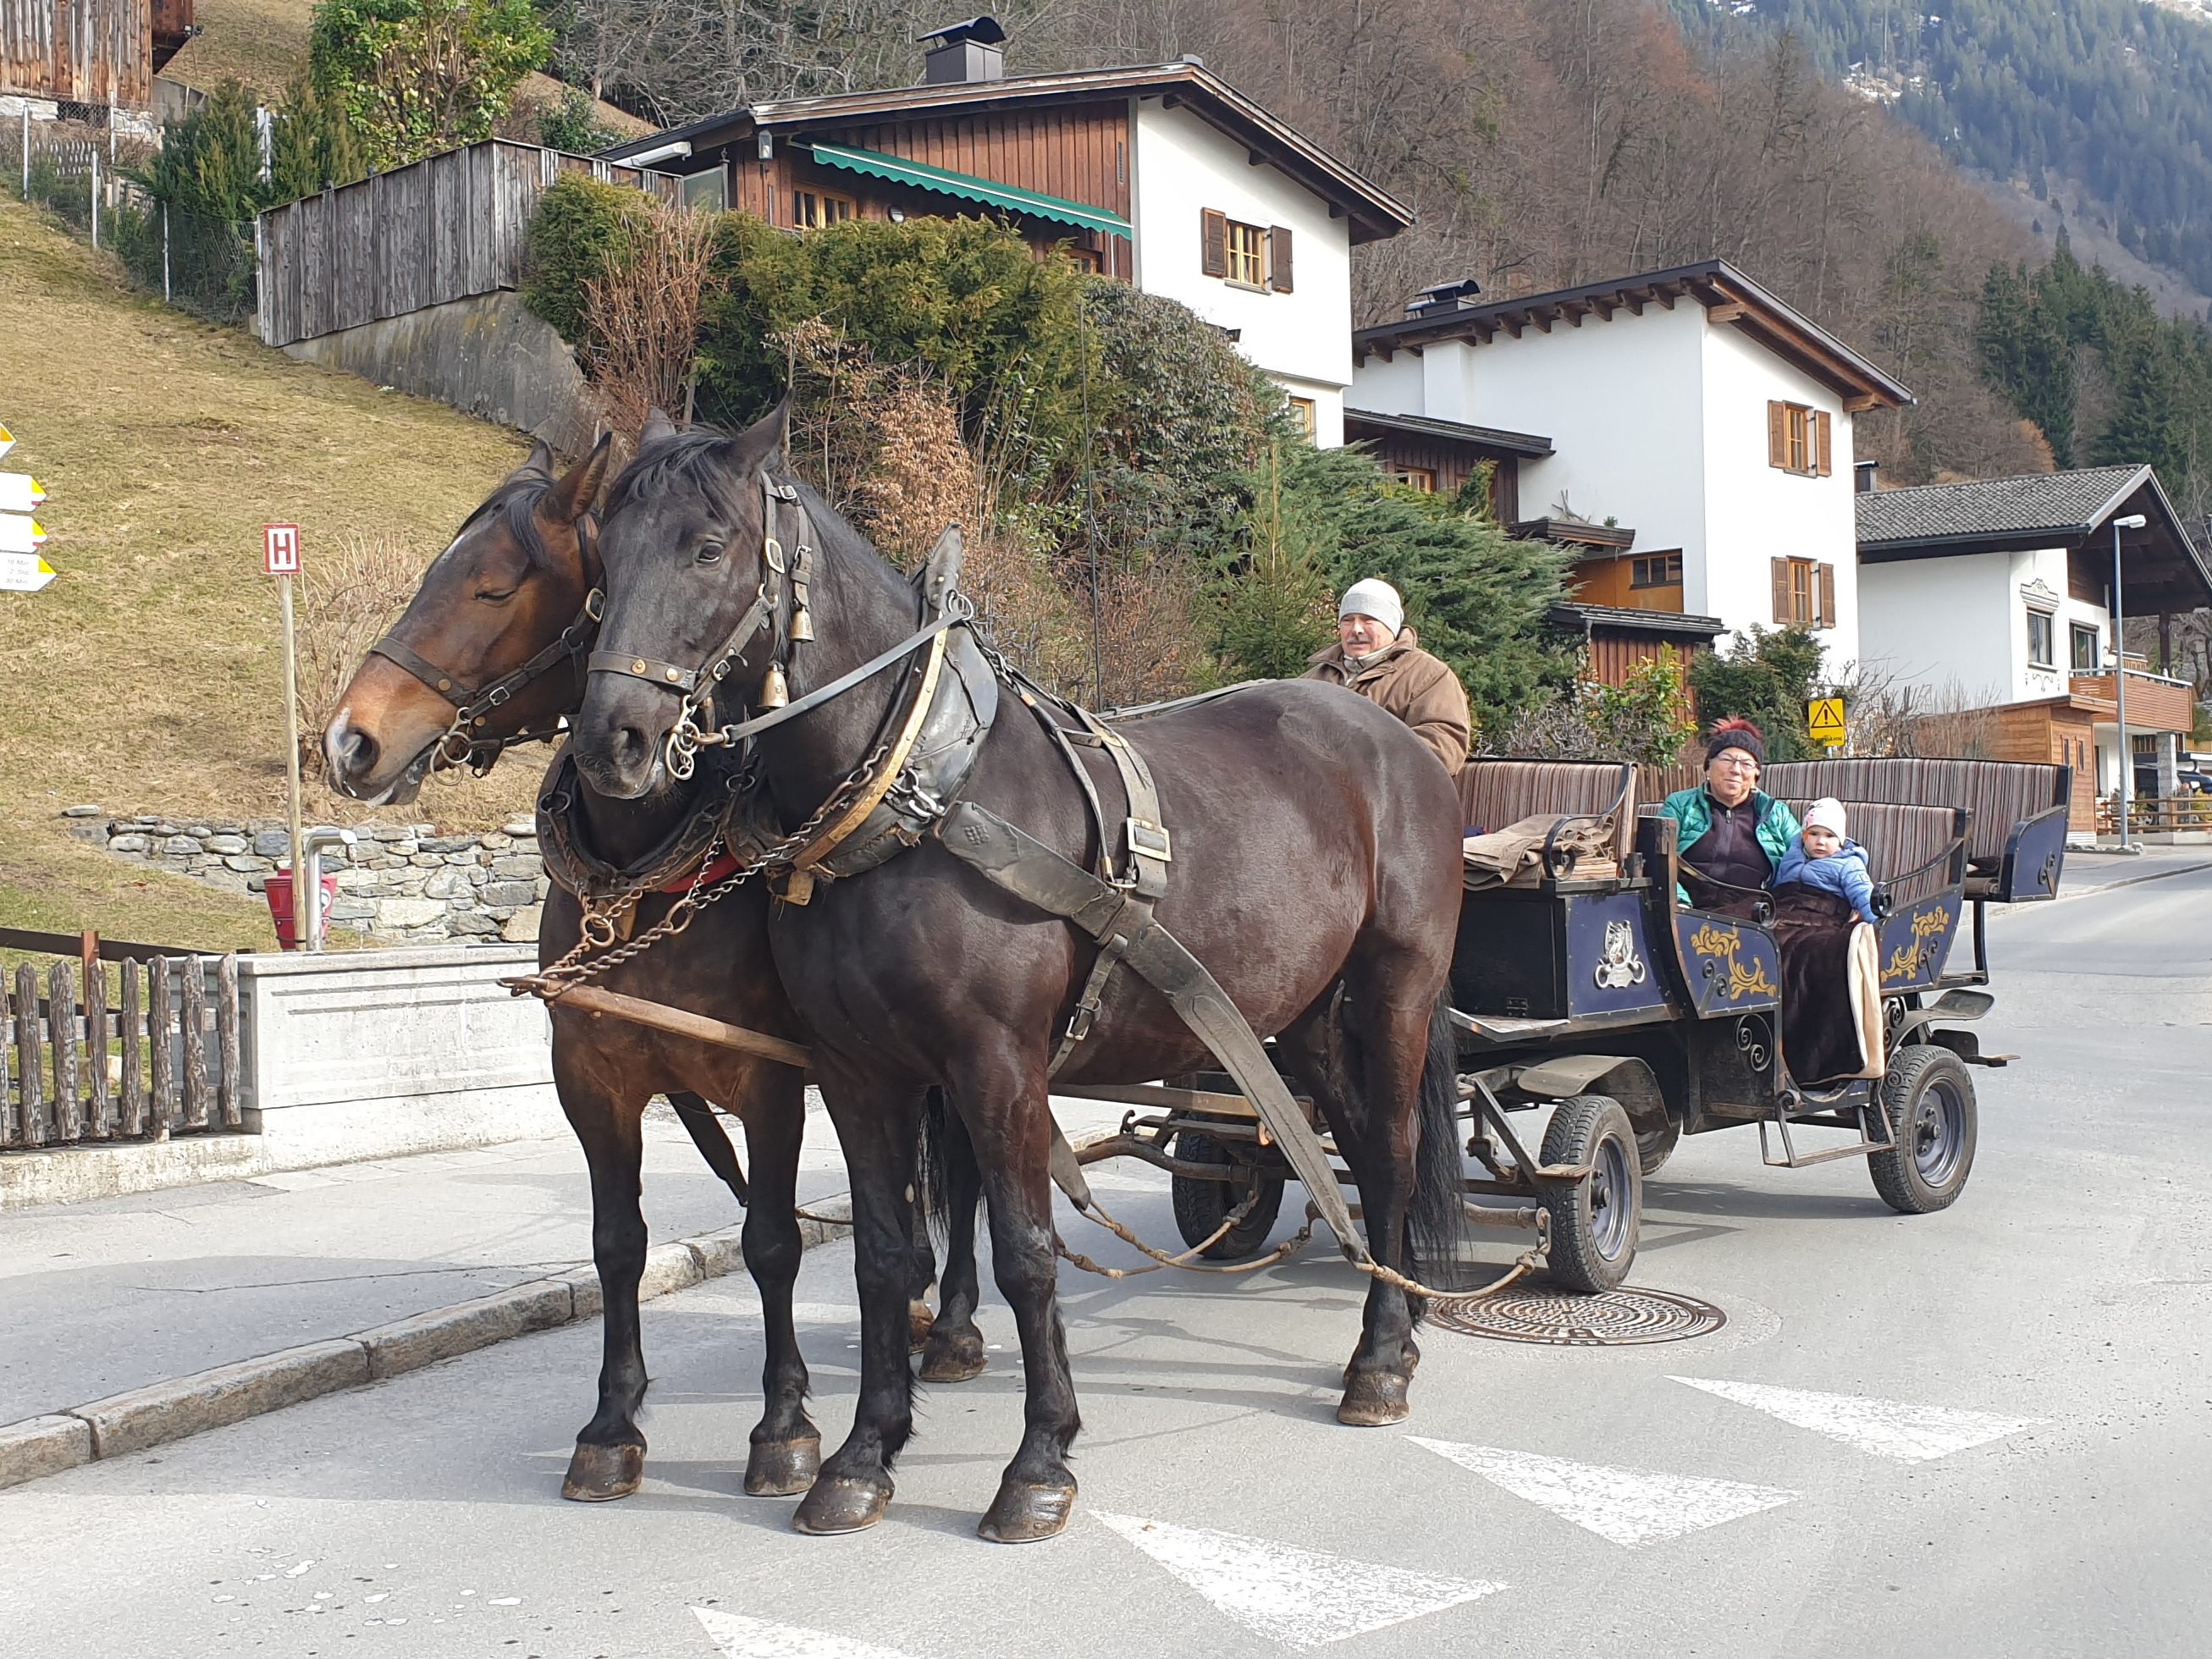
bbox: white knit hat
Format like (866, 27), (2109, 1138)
(1803, 797), (1848, 837)
(1338, 578), (1404, 637)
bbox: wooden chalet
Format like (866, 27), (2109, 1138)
(2, 0), (193, 113)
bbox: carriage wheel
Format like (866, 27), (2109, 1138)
(1536, 1095), (1641, 1293)
(1635, 1116), (1682, 1177)
(1867, 1046), (1978, 1215)
(1169, 1129), (1286, 1261)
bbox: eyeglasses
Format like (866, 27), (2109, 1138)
(1710, 755), (1757, 771)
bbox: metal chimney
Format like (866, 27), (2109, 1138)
(1854, 460), (1878, 493)
(921, 15), (1007, 85)
(1405, 276), (1484, 317)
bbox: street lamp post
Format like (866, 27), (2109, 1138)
(2112, 512), (2149, 851)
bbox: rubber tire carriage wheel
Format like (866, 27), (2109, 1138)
(1169, 1128), (1286, 1261)
(1634, 1116), (1681, 1177)
(1867, 1044), (1978, 1215)
(1536, 1094), (1642, 1294)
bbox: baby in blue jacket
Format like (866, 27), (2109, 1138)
(1773, 796), (1878, 924)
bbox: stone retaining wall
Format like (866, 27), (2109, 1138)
(68, 807), (546, 944)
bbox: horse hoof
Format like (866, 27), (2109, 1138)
(908, 1300), (936, 1353)
(918, 1328), (987, 1385)
(561, 1441), (644, 1502)
(792, 1474), (893, 1535)
(744, 1436), (822, 1497)
(978, 1480), (1076, 1544)
(1336, 1371), (1412, 1428)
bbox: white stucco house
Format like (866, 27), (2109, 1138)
(601, 21), (1411, 447)
(1856, 465), (2212, 830)
(1347, 260), (1914, 679)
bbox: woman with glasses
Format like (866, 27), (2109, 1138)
(1659, 718), (1803, 917)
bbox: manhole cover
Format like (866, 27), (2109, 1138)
(1431, 1286), (1726, 1346)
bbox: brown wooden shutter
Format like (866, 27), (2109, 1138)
(1268, 224), (1294, 291)
(1768, 401), (1788, 469)
(1818, 561), (1838, 627)
(1200, 209), (1227, 278)
(1771, 557), (1793, 624)
(1815, 411), (1833, 476)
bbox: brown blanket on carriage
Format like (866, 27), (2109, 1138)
(1462, 813), (1618, 890)
(1770, 886), (1886, 1085)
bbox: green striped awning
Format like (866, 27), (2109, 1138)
(802, 142), (1130, 237)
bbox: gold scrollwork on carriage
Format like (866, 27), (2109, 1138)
(1688, 920), (1779, 1001)
(1882, 904), (1953, 985)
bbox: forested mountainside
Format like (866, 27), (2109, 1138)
(1669, 0), (2212, 305)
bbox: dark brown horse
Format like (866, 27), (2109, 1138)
(571, 408), (1471, 1544)
(322, 440), (989, 1504)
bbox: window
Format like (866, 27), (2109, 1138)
(2026, 606), (2056, 670)
(1287, 397), (1317, 441)
(1630, 553), (1683, 589)
(681, 168), (728, 213)
(2071, 622), (2102, 673)
(1387, 466), (1437, 493)
(1200, 210), (1294, 291)
(792, 188), (856, 229)
(1770, 556), (1838, 628)
(1767, 401), (1833, 477)
(1060, 245), (1103, 274)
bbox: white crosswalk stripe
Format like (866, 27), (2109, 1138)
(693, 1607), (926, 1659)
(1669, 1375), (2046, 1462)
(1408, 1436), (1801, 1547)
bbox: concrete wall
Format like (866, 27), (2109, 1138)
(281, 290), (602, 457)
(1131, 98), (1353, 441)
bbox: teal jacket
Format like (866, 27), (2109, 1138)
(1660, 785), (1801, 902)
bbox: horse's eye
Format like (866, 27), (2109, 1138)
(696, 542), (725, 565)
(475, 587), (516, 604)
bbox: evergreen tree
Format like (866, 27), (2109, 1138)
(1212, 442), (1336, 681)
(141, 81), (267, 223)
(269, 79), (369, 201)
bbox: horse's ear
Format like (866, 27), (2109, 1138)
(509, 438), (554, 483)
(542, 433), (612, 528)
(641, 406), (678, 446)
(730, 396), (790, 473)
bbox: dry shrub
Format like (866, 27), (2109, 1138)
(293, 530), (439, 777)
(583, 200), (723, 444)
(1838, 668), (2009, 758)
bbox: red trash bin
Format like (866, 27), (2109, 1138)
(263, 867), (342, 951)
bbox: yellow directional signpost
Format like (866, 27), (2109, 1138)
(0, 422), (57, 593)
(1807, 696), (1847, 754)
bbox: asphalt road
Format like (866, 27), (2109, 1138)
(4, 868), (2209, 1658)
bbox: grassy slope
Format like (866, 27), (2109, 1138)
(0, 198), (534, 951)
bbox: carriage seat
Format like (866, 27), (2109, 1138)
(1778, 798), (1969, 909)
(1765, 758), (2067, 879)
(1458, 758), (1638, 874)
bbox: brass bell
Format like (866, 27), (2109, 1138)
(789, 604), (816, 643)
(759, 661), (791, 709)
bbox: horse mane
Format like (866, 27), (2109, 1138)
(604, 428), (733, 516)
(452, 471), (557, 568)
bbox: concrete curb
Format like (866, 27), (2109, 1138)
(1996, 857), (2212, 914)
(0, 1195), (858, 1493)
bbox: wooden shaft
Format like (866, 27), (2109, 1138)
(545, 984), (813, 1071)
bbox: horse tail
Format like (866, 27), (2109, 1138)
(916, 1086), (953, 1247)
(1407, 993), (1473, 1304)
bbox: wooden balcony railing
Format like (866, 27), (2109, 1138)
(2069, 668), (2199, 733)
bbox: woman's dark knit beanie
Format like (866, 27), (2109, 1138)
(1706, 717), (1767, 768)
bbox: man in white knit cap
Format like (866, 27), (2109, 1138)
(1302, 577), (1471, 772)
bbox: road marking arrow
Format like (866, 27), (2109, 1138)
(0, 472), (44, 512)
(0, 552), (55, 592)
(1408, 1437), (1799, 1548)
(1669, 1376), (2045, 1463)
(0, 515), (47, 554)
(1093, 1510), (1503, 1649)
(692, 1607), (924, 1659)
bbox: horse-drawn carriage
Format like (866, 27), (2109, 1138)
(1065, 754), (2072, 1296)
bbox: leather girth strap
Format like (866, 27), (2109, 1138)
(935, 798), (1364, 1259)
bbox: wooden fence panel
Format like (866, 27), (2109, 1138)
(119, 957), (145, 1136)
(86, 957), (111, 1139)
(179, 958), (208, 1128)
(218, 954), (241, 1127)
(148, 955), (174, 1138)
(47, 961), (80, 1143)
(15, 962), (45, 1146)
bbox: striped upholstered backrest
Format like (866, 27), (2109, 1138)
(1765, 758), (2068, 871)
(1458, 759), (1637, 863)
(1782, 799), (1967, 907)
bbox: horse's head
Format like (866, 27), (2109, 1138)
(323, 435), (610, 804)
(572, 403), (792, 801)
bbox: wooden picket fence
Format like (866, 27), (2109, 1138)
(0, 949), (242, 1149)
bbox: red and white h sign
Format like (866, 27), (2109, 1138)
(263, 522), (302, 576)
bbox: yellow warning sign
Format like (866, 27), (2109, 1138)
(1807, 697), (1847, 747)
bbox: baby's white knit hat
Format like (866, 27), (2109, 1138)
(1803, 797), (1847, 837)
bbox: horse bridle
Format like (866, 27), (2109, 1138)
(587, 474), (966, 781)
(368, 511), (607, 778)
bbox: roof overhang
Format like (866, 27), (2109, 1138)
(1354, 259), (1913, 410)
(601, 62), (1412, 245)
(1547, 603), (1726, 641)
(1342, 407), (1553, 459)
(804, 141), (1130, 234)
(1860, 466), (2212, 615)
(1517, 518), (1636, 550)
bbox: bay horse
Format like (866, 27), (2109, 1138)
(322, 438), (990, 1505)
(571, 406), (1471, 1543)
